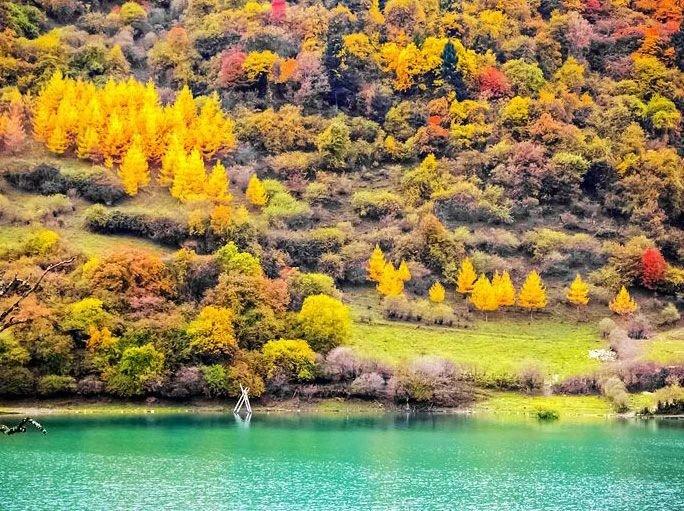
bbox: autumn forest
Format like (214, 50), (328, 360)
(0, 0), (682, 413)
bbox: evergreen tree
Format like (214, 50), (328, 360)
(495, 270), (516, 307)
(397, 260), (411, 282)
(441, 41), (467, 100)
(377, 263), (404, 297)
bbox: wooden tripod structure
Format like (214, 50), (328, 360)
(233, 384), (252, 415)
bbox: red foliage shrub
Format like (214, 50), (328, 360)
(477, 66), (511, 99)
(641, 247), (667, 289)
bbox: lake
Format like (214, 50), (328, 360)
(1, 413), (683, 510)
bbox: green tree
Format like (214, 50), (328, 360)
(441, 41), (467, 100)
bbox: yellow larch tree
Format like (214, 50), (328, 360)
(172, 148), (206, 202)
(494, 270), (516, 307)
(609, 286), (637, 316)
(210, 204), (232, 235)
(118, 135), (149, 196)
(367, 244), (387, 282)
(397, 259), (411, 282)
(76, 125), (100, 161)
(102, 113), (129, 168)
(566, 274), (590, 308)
(159, 134), (185, 186)
(246, 174), (268, 207)
(517, 270), (547, 315)
(377, 263), (404, 297)
(428, 282), (445, 304)
(46, 121), (68, 154)
(470, 274), (499, 320)
(204, 161), (231, 204)
(456, 257), (477, 295)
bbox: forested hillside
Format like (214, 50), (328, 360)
(0, 0), (682, 410)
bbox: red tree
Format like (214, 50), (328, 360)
(271, 0), (286, 22)
(477, 67), (511, 99)
(219, 48), (247, 86)
(641, 247), (667, 289)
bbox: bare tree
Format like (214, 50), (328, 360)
(0, 257), (75, 333)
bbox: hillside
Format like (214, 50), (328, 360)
(0, 0), (683, 415)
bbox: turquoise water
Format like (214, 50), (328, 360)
(1, 413), (683, 510)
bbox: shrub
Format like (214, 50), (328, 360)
(4, 164), (125, 205)
(186, 306), (237, 362)
(63, 297), (110, 333)
(351, 190), (404, 219)
(37, 375), (77, 396)
(647, 386), (684, 414)
(553, 375), (600, 395)
(626, 314), (652, 340)
(103, 343), (165, 397)
(215, 242), (262, 276)
(617, 361), (667, 392)
(433, 181), (513, 224)
(322, 347), (362, 382)
(518, 362), (545, 393)
(0, 367), (35, 397)
(226, 355), (265, 397)
(381, 294), (414, 320)
(202, 364), (229, 397)
(601, 376), (629, 412)
(659, 303), (680, 325)
(287, 270), (339, 310)
(350, 372), (386, 399)
(0, 332), (29, 366)
(266, 151), (318, 179)
(85, 206), (188, 246)
(598, 318), (617, 338)
(262, 339), (317, 382)
(262, 179), (311, 226)
(535, 408), (559, 421)
(22, 228), (60, 256)
(388, 356), (474, 407)
(297, 295), (351, 353)
(162, 366), (207, 398)
(119, 1), (147, 24)
(77, 375), (104, 395)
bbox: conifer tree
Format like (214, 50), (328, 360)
(566, 274), (589, 307)
(609, 287), (637, 316)
(182, 148), (207, 201)
(367, 244), (386, 282)
(205, 161), (231, 204)
(456, 257), (477, 295)
(1, 105), (25, 154)
(517, 270), (547, 315)
(46, 122), (68, 154)
(160, 135), (185, 186)
(102, 113), (128, 167)
(428, 282), (445, 304)
(495, 270), (516, 307)
(397, 259), (411, 282)
(118, 135), (149, 196)
(470, 274), (498, 320)
(441, 41), (467, 100)
(246, 174), (268, 207)
(76, 126), (100, 161)
(377, 263), (404, 297)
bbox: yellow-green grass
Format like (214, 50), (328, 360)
(346, 318), (603, 379)
(643, 328), (684, 364)
(475, 391), (613, 418)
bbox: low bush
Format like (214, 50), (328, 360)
(553, 375), (600, 395)
(322, 347), (362, 382)
(287, 270), (339, 310)
(162, 366), (208, 399)
(37, 375), (77, 396)
(598, 318), (617, 338)
(77, 375), (104, 395)
(388, 356), (474, 407)
(85, 205), (188, 246)
(518, 362), (545, 393)
(617, 361), (668, 392)
(350, 372), (387, 399)
(262, 339), (317, 382)
(0, 366), (35, 397)
(4, 164), (126, 205)
(535, 408), (559, 421)
(626, 315), (652, 340)
(351, 190), (404, 219)
(647, 385), (684, 415)
(268, 227), (347, 269)
(658, 303), (680, 325)
(601, 376), (629, 412)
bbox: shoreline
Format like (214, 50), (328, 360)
(2, 396), (681, 421)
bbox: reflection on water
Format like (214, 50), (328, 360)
(1, 413), (683, 510)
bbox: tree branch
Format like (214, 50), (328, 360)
(0, 257), (75, 331)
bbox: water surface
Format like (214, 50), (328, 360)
(1, 413), (683, 510)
